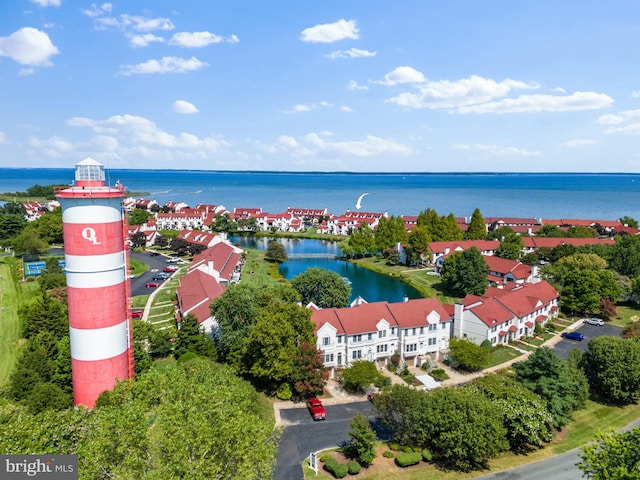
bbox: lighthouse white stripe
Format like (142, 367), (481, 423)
(66, 267), (126, 289)
(70, 321), (128, 361)
(63, 204), (123, 224)
(65, 252), (126, 274)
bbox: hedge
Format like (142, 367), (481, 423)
(421, 448), (434, 462)
(395, 452), (422, 467)
(347, 461), (361, 475)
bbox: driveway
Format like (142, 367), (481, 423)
(274, 400), (380, 480)
(129, 250), (178, 297)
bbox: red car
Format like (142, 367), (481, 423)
(163, 266), (178, 272)
(131, 310), (144, 318)
(145, 282), (160, 288)
(306, 398), (326, 421)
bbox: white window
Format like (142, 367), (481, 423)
(368, 333), (373, 341)
(420, 327), (424, 334)
(429, 324), (437, 331)
(412, 328), (416, 336)
(323, 336), (330, 346)
(352, 334), (362, 343)
(324, 354), (334, 363)
(337, 335), (343, 344)
(376, 344), (388, 353)
(352, 350), (362, 360)
(379, 329), (387, 338)
(428, 338), (437, 346)
(405, 344), (417, 353)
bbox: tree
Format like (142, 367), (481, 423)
(210, 283), (260, 358)
(582, 336), (640, 404)
(340, 361), (381, 394)
(465, 373), (553, 452)
(128, 208), (152, 226)
(440, 247), (488, 296)
(0, 214), (27, 241)
(495, 233), (523, 260)
(417, 209), (464, 242)
(579, 427), (640, 480)
(406, 225), (431, 266)
(211, 212), (237, 233)
(130, 231), (147, 249)
(174, 314), (217, 360)
(289, 341), (328, 398)
(448, 337), (490, 372)
(341, 223), (375, 258)
(11, 228), (48, 255)
(347, 413), (378, 466)
(291, 267), (351, 308)
(513, 347), (584, 428)
(465, 208), (486, 240)
(264, 239), (288, 263)
(567, 225), (597, 238)
(38, 257), (66, 290)
(20, 288), (68, 339)
(1, 201), (27, 216)
(237, 216), (259, 232)
(30, 208), (63, 244)
(619, 216), (639, 228)
(374, 215), (407, 252)
(609, 234), (640, 277)
(537, 224), (565, 237)
(542, 253), (621, 315)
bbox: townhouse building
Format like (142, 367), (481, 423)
(311, 297), (452, 377)
(453, 281), (560, 346)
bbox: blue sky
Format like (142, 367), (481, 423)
(1, 1), (639, 172)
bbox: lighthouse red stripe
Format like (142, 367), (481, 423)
(71, 352), (130, 408)
(63, 221), (124, 256)
(67, 284), (127, 329)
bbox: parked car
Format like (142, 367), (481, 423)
(584, 318), (604, 326)
(306, 398), (326, 421)
(561, 331), (584, 341)
(149, 252), (160, 256)
(166, 257), (180, 263)
(152, 275), (167, 281)
(131, 310), (144, 318)
(163, 266), (178, 273)
(145, 282), (160, 288)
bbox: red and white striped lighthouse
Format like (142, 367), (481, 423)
(56, 158), (133, 408)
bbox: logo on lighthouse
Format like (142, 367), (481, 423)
(81, 227), (101, 245)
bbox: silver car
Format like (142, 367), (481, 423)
(584, 318), (604, 326)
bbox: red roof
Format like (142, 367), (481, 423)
(508, 325), (518, 332)
(387, 298), (452, 328)
(176, 270), (225, 323)
(525, 321), (534, 328)
(535, 315), (547, 323)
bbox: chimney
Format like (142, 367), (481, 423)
(453, 302), (464, 338)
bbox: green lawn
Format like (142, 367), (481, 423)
(0, 257), (40, 387)
(485, 345), (522, 367)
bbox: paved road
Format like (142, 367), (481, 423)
(274, 401), (379, 480)
(129, 250), (176, 296)
(553, 322), (622, 359)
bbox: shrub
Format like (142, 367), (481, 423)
(383, 451), (395, 458)
(395, 452), (422, 467)
(421, 448), (434, 462)
(319, 453), (332, 463)
(403, 446), (414, 453)
(387, 364), (397, 373)
(276, 382), (292, 400)
(430, 369), (447, 381)
(480, 339), (493, 350)
(388, 442), (402, 451)
(374, 376), (391, 388)
(347, 461), (361, 475)
(323, 457), (348, 479)
(547, 323), (556, 332)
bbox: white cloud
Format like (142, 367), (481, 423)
(631, 91), (640, 99)
(0, 27), (59, 66)
(82, 3), (112, 18)
(347, 80), (368, 91)
(115, 14), (174, 32)
(0, 132), (7, 144)
(29, 135), (74, 158)
(283, 102), (332, 114)
(19, 68), (36, 76)
(452, 143), (541, 157)
(173, 100), (199, 114)
(118, 56), (208, 75)
(457, 91), (613, 114)
(260, 131), (412, 160)
(377, 66), (426, 86)
(169, 31), (239, 47)
(127, 33), (164, 48)
(324, 48), (376, 59)
(565, 139), (596, 147)
(300, 19), (359, 43)
(340, 106), (353, 112)
(31, 0), (61, 7)
(598, 109), (640, 134)
(63, 114), (229, 155)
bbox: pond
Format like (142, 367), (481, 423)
(229, 236), (421, 303)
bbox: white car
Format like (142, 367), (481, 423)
(584, 318), (604, 326)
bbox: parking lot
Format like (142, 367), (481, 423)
(552, 321), (622, 359)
